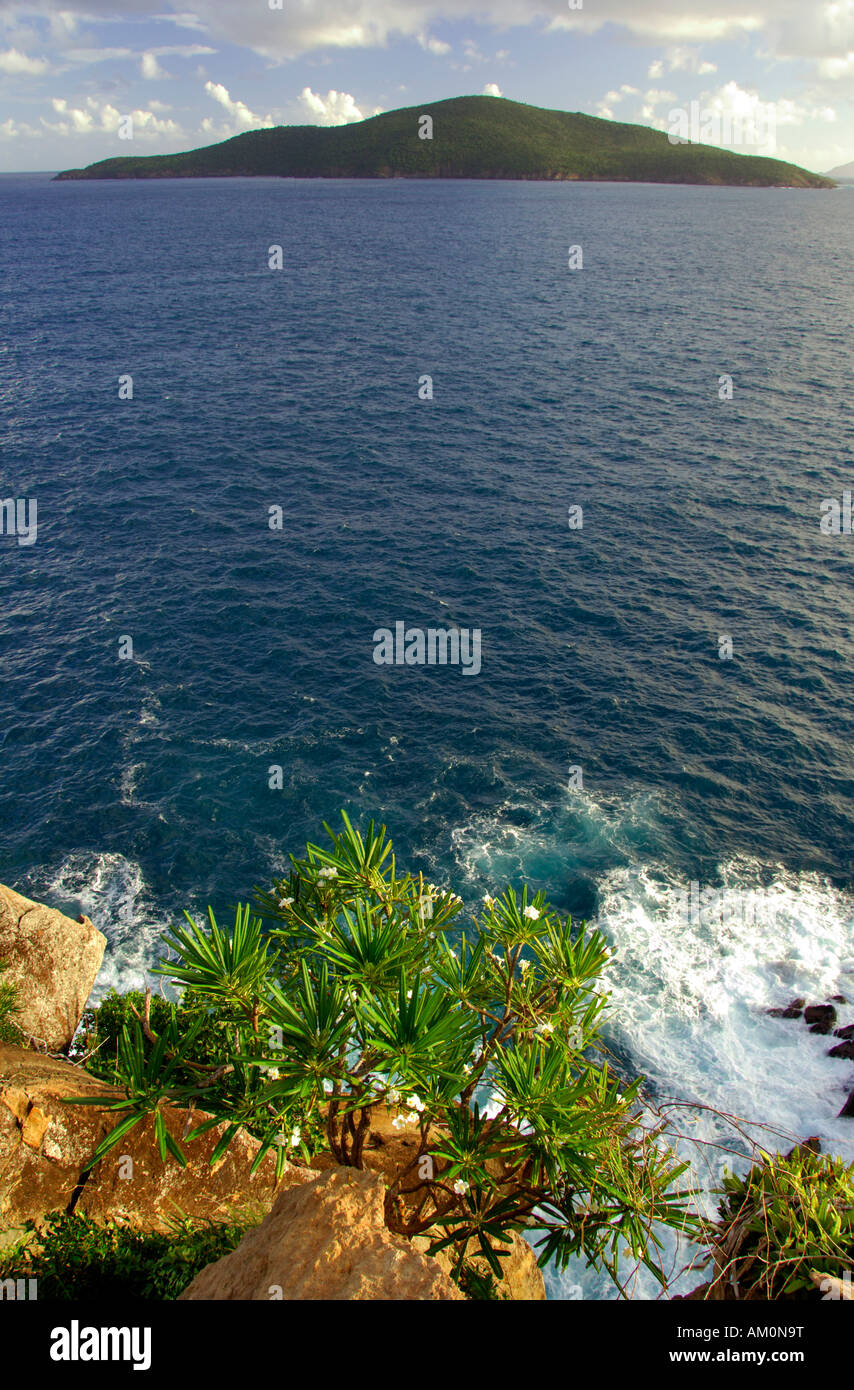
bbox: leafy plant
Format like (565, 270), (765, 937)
(81, 812), (697, 1292)
(0, 958), (21, 1044)
(0, 1211), (248, 1301)
(700, 1146), (854, 1299)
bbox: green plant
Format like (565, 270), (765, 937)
(700, 1146), (854, 1299)
(0, 958), (21, 1044)
(76, 813), (697, 1293)
(0, 1211), (248, 1300)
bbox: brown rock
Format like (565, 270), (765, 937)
(827, 1041), (854, 1061)
(0, 1042), (307, 1231)
(834, 1024), (854, 1040)
(804, 1004), (837, 1035)
(767, 997), (805, 1020)
(21, 1105), (50, 1149)
(839, 1091), (854, 1119)
(179, 1167), (464, 1301)
(0, 883), (106, 1051)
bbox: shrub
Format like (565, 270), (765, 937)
(0, 1211), (248, 1301)
(700, 1146), (854, 1299)
(0, 958), (21, 1044)
(73, 813), (697, 1292)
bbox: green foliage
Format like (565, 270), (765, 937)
(55, 95), (833, 189)
(0, 1211), (248, 1301)
(0, 958), (21, 1044)
(702, 1147), (854, 1299)
(74, 989), (224, 1084)
(84, 812), (697, 1293)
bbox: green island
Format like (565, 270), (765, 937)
(54, 95), (835, 188)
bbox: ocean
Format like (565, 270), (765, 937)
(1, 173), (853, 1296)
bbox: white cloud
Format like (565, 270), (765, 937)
(0, 47), (49, 76)
(817, 50), (854, 78)
(418, 34), (451, 55)
(203, 80), (273, 132)
(483, 82), (502, 96)
(648, 47), (718, 77)
(43, 95), (181, 139)
(299, 87), (381, 125)
(0, 116), (40, 138)
(141, 52), (166, 80)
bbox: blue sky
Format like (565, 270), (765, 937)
(0, 1), (852, 173)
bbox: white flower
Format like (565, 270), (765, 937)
(407, 1093), (426, 1113)
(519, 959), (531, 973)
(482, 894), (495, 909)
(406, 989), (413, 1000)
(387, 1086), (402, 1105)
(317, 866), (338, 883)
(289, 1126), (301, 1148)
(418, 896), (434, 920)
(392, 1113), (415, 1130)
(452, 1179), (469, 1196)
(278, 896), (294, 909)
(523, 906), (540, 921)
(536, 1020), (555, 1037)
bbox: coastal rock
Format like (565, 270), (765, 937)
(804, 1004), (837, 1035)
(827, 1041), (854, 1061)
(311, 1107), (546, 1300)
(0, 883), (106, 1052)
(839, 1092), (854, 1119)
(767, 998), (805, 1020)
(834, 1024), (854, 1041)
(0, 1042), (306, 1233)
(179, 1167), (464, 1301)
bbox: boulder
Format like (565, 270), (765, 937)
(0, 1043), (307, 1235)
(827, 1041), (854, 1061)
(309, 1105), (546, 1299)
(839, 1091), (854, 1119)
(804, 1004), (837, 1035)
(767, 998), (805, 1020)
(0, 883), (106, 1052)
(834, 1024), (854, 1041)
(179, 1166), (464, 1301)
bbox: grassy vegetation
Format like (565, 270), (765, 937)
(0, 1212), (249, 1300)
(701, 1147), (854, 1299)
(0, 959), (21, 1044)
(55, 95), (834, 188)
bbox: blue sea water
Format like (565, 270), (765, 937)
(1, 174), (853, 1296)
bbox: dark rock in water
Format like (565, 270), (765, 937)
(838, 1091), (854, 1119)
(785, 1137), (822, 1159)
(767, 997), (805, 1019)
(829, 995), (848, 1005)
(834, 1024), (854, 1040)
(805, 1004), (837, 1034)
(827, 1041), (854, 1060)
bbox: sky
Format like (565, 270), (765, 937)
(0, 0), (852, 174)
